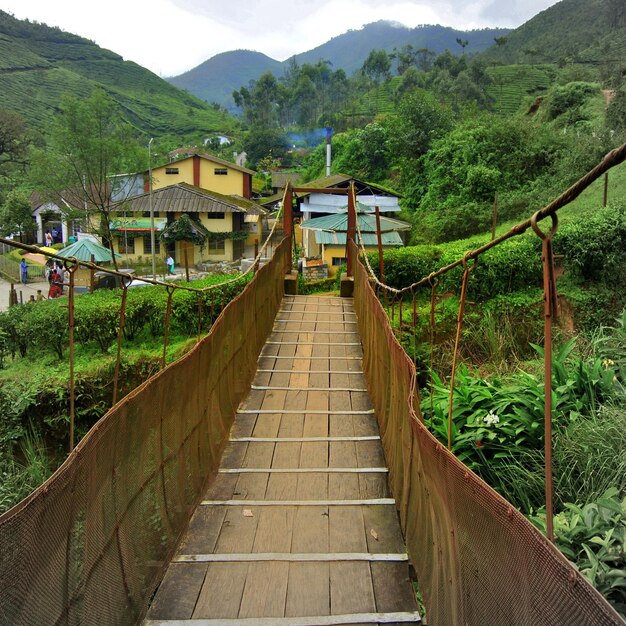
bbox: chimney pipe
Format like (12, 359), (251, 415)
(325, 127), (332, 177)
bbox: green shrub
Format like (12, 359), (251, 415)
(547, 82), (598, 121)
(74, 290), (121, 353)
(531, 489), (626, 619)
(555, 205), (626, 283)
(373, 233), (543, 300)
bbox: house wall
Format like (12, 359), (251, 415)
(113, 212), (239, 266)
(151, 160), (196, 190)
(151, 157), (247, 197)
(322, 245), (349, 277)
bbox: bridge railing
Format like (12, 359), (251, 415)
(350, 143), (626, 626)
(0, 238), (289, 626)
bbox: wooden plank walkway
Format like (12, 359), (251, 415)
(144, 295), (421, 626)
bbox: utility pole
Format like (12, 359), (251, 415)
(149, 138), (156, 280)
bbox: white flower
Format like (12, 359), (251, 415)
(483, 410), (500, 426)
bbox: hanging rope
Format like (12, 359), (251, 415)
(447, 255), (477, 450)
(531, 211), (559, 544)
(162, 286), (174, 369)
(428, 273), (438, 421)
(66, 260), (79, 453)
(196, 294), (203, 343)
(112, 284), (128, 406)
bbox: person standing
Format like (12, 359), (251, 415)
(20, 259), (28, 284)
(51, 227), (59, 244)
(166, 255), (175, 275)
(45, 230), (53, 247)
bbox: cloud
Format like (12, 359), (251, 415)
(2, 0), (561, 75)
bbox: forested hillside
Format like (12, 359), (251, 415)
(168, 21), (510, 110)
(483, 0), (626, 70)
(0, 10), (234, 138)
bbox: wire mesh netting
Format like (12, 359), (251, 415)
(351, 242), (624, 626)
(0, 239), (288, 626)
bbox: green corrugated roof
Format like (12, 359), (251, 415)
(314, 231), (403, 246)
(57, 239), (121, 262)
(301, 213), (411, 233)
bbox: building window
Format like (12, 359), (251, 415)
(165, 167), (179, 175)
(118, 237), (135, 254)
(209, 239), (225, 254)
(206, 212), (225, 219)
(332, 257), (347, 266)
(142, 212), (160, 218)
(143, 233), (161, 254)
(214, 168), (228, 175)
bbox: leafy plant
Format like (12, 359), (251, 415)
(531, 489), (626, 619)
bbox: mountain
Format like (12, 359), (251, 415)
(483, 0), (626, 64)
(293, 21), (510, 75)
(0, 10), (234, 138)
(168, 50), (283, 109)
(167, 21), (510, 111)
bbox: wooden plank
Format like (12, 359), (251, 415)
(219, 468), (387, 474)
(147, 613), (421, 625)
(330, 562), (376, 616)
(193, 563), (248, 619)
(285, 562), (330, 618)
(202, 499), (396, 507)
(238, 562), (290, 618)
(176, 553), (408, 562)
(371, 562), (419, 614)
(145, 563), (207, 620)
(229, 437), (380, 442)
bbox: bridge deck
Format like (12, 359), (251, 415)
(145, 295), (421, 625)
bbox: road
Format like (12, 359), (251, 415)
(0, 276), (51, 310)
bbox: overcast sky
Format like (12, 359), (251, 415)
(2, 0), (560, 77)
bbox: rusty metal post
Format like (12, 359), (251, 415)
(162, 286), (174, 368)
(603, 172), (609, 207)
(67, 264), (78, 453)
(346, 183), (356, 277)
(197, 294), (203, 343)
(447, 257), (476, 450)
(112, 285), (128, 406)
(89, 254), (95, 292)
(375, 206), (385, 282)
(531, 212), (559, 543)
(283, 183), (293, 272)
(184, 247), (190, 283)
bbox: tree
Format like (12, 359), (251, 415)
(456, 38), (469, 55)
(0, 189), (36, 241)
(233, 72), (284, 127)
(387, 90), (454, 162)
(243, 126), (288, 166)
(391, 45), (417, 75)
(332, 123), (391, 183)
(415, 48), (436, 72)
(30, 88), (145, 268)
(0, 109), (32, 197)
(361, 50), (391, 85)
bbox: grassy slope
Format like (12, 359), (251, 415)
(0, 11), (235, 138)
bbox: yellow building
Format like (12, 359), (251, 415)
(110, 183), (266, 266)
(148, 153), (254, 199)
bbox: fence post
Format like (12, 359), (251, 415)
(283, 184), (293, 272)
(346, 183), (356, 277)
(375, 206), (385, 283)
(531, 211), (559, 543)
